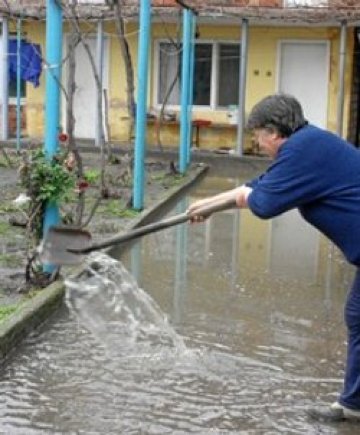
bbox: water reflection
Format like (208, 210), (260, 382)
(230, 208), (241, 290)
(269, 209), (320, 281)
(130, 238), (142, 283)
(173, 197), (188, 324)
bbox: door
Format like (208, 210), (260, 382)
(64, 36), (109, 139)
(278, 41), (329, 128)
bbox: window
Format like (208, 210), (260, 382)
(8, 38), (26, 100)
(9, 78), (26, 99)
(217, 44), (240, 107)
(157, 41), (241, 109)
(193, 44), (212, 106)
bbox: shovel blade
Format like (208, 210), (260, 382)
(39, 226), (92, 266)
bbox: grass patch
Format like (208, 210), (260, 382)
(0, 304), (18, 322)
(0, 222), (11, 235)
(103, 199), (127, 216)
(84, 169), (101, 184)
(163, 174), (185, 188)
(0, 254), (23, 267)
(150, 172), (185, 188)
(0, 203), (19, 214)
(149, 171), (167, 182)
(0, 157), (11, 168)
(102, 200), (141, 219)
(118, 208), (141, 218)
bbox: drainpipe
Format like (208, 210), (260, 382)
(133, 0), (151, 210)
(95, 20), (104, 147)
(179, 8), (191, 174)
(16, 17), (22, 152)
(337, 21), (347, 138)
(1, 16), (8, 141)
(236, 18), (249, 156)
(43, 0), (63, 272)
(186, 12), (196, 166)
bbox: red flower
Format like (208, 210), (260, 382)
(58, 132), (68, 143)
(76, 179), (90, 192)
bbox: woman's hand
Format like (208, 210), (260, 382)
(186, 198), (216, 223)
(186, 185), (253, 223)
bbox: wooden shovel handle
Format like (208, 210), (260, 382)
(70, 197), (237, 254)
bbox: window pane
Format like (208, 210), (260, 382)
(9, 78), (26, 98)
(158, 42), (181, 105)
(217, 44), (240, 107)
(193, 44), (212, 106)
(158, 42), (212, 107)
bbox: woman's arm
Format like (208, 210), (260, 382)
(187, 185), (253, 222)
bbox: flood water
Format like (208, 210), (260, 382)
(0, 174), (358, 434)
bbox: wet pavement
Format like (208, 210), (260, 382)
(0, 173), (357, 434)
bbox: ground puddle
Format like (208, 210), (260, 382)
(64, 252), (189, 361)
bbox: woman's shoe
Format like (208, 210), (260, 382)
(307, 401), (360, 422)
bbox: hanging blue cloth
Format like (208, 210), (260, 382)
(8, 39), (42, 87)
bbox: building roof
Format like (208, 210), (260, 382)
(1, 0), (360, 26)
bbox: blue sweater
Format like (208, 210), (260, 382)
(247, 124), (360, 266)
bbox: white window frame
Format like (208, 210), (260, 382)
(284, 0), (327, 6)
(153, 39), (240, 112)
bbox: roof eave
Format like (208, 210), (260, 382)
(0, 5), (360, 26)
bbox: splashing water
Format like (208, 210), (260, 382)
(64, 252), (188, 360)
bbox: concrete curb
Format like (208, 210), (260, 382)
(0, 281), (65, 360)
(0, 164), (209, 361)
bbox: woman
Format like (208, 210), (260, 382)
(187, 93), (360, 422)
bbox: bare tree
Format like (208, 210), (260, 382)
(112, 0), (136, 140)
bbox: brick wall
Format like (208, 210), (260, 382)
(7, 105), (26, 138)
(327, 0), (358, 6)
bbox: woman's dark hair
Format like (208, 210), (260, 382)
(246, 94), (308, 137)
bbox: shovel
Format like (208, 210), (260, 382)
(39, 197), (237, 266)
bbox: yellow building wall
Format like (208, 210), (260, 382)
(25, 21), (137, 141)
(25, 23), (46, 138)
(106, 22), (138, 141)
(23, 21), (354, 150)
(149, 23), (354, 151)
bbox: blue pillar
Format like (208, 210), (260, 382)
(179, 9), (192, 174)
(43, 0), (63, 271)
(186, 12), (196, 165)
(1, 17), (9, 141)
(16, 17), (22, 152)
(133, 0), (151, 210)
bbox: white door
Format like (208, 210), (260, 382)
(278, 41), (329, 128)
(65, 36), (109, 139)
